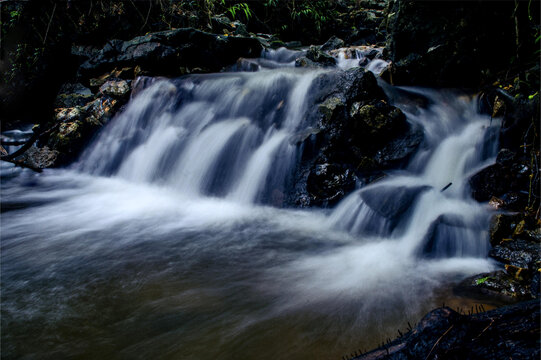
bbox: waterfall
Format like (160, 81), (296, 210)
(1, 48), (502, 360)
(79, 67), (322, 204)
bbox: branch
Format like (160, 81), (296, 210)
(0, 123), (59, 161)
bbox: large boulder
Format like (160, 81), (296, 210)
(289, 68), (424, 206)
(469, 149), (532, 212)
(78, 28), (263, 79)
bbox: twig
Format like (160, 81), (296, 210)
(474, 318), (495, 340)
(139, 1), (152, 32)
(43, 2), (57, 46)
(425, 324), (454, 360)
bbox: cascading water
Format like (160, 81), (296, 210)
(1, 49), (501, 360)
(328, 87), (501, 258)
(79, 68), (322, 204)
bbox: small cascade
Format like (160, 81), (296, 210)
(329, 88), (501, 259)
(79, 67), (322, 204)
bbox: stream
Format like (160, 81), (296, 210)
(1, 49), (501, 359)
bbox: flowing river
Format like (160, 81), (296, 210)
(1, 49), (500, 359)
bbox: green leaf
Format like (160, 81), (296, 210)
(475, 276), (490, 285)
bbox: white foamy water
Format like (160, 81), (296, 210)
(1, 58), (500, 360)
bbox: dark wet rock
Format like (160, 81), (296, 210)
(469, 149), (531, 211)
(302, 45), (336, 67)
(350, 102), (408, 141)
(288, 68), (424, 206)
(489, 240), (540, 270)
(294, 57), (321, 68)
(310, 68), (384, 108)
(54, 83), (93, 108)
(320, 36), (345, 52)
(455, 271), (532, 303)
(531, 272), (540, 298)
(233, 58), (260, 72)
(306, 163), (356, 206)
(78, 28), (263, 79)
(361, 185), (429, 222)
(373, 125), (423, 166)
(353, 300), (540, 360)
(489, 213), (521, 247)
(211, 15), (249, 36)
(284, 41), (302, 48)
(318, 97), (345, 123)
(99, 80), (131, 99)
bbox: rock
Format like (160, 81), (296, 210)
(78, 28), (263, 78)
(318, 97), (345, 123)
(99, 80), (131, 98)
(320, 36), (345, 52)
(531, 272), (540, 298)
(374, 127), (424, 168)
(19, 146), (59, 169)
(354, 300), (540, 359)
(284, 41), (302, 48)
(47, 95), (120, 165)
(233, 58), (260, 72)
(350, 102), (407, 138)
(489, 239), (540, 270)
(488, 196), (505, 210)
(306, 163), (356, 206)
(361, 184), (429, 225)
(455, 271), (532, 302)
(302, 45), (336, 67)
(294, 57), (319, 68)
(54, 83), (93, 108)
(489, 213), (520, 246)
(89, 67), (134, 89)
(492, 96), (506, 118)
(469, 148), (531, 211)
